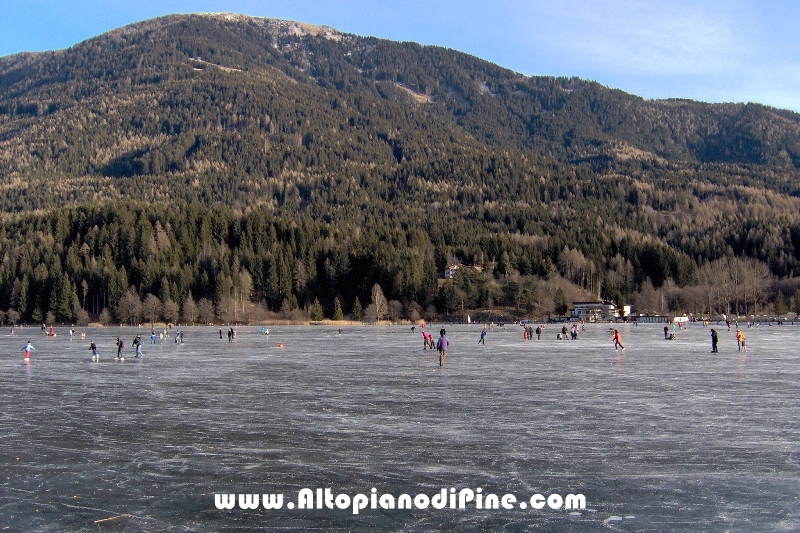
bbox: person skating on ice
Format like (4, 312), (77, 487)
(437, 329), (449, 367)
(133, 335), (143, 357)
(23, 341), (35, 360)
(613, 329), (624, 351)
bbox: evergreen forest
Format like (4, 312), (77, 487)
(1, 14), (800, 325)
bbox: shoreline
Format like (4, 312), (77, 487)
(14, 316), (798, 329)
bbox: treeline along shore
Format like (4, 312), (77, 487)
(1, 200), (799, 328)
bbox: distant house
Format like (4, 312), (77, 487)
(571, 301), (620, 321)
(444, 263), (486, 279)
(444, 264), (459, 279)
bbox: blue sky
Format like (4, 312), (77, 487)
(2, 0), (799, 112)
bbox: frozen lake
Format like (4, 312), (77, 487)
(1, 322), (798, 532)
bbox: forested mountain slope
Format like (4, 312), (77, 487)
(0, 14), (799, 323)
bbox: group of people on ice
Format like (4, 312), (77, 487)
(420, 326), (449, 366)
(417, 319), (757, 358)
(710, 327), (746, 353)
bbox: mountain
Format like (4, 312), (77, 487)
(0, 13), (799, 323)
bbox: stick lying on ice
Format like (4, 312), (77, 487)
(93, 514), (132, 524)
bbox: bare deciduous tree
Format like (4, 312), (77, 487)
(98, 308), (112, 325)
(387, 300), (403, 323)
(693, 257), (773, 316)
(6, 309), (20, 324)
(557, 246), (587, 285)
(695, 262), (718, 316)
(237, 269), (252, 314)
(364, 303), (378, 323)
(116, 287), (142, 325)
(162, 299), (179, 324)
(143, 293), (161, 326)
(744, 258), (772, 314)
(371, 284), (388, 321)
(181, 293), (198, 324)
(634, 278), (662, 315)
(197, 298), (215, 324)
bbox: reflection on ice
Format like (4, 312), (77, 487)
(1, 322), (799, 532)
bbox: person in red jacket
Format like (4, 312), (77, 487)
(613, 329), (625, 351)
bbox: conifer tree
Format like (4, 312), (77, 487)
(554, 287), (570, 316)
(351, 297), (363, 321)
(774, 290), (788, 316)
(309, 297), (324, 321)
(332, 297), (343, 320)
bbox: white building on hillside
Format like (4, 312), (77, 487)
(571, 301), (621, 321)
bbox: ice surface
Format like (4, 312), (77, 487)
(1, 322), (798, 532)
